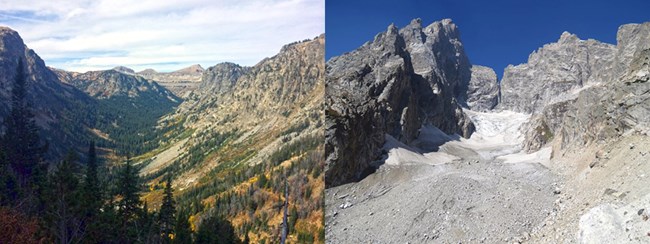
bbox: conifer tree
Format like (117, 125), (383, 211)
(174, 209), (192, 244)
(81, 141), (102, 242)
(138, 201), (160, 243)
(83, 142), (101, 212)
(159, 174), (176, 243)
(2, 60), (46, 188)
(281, 180), (288, 244)
(47, 151), (83, 243)
(195, 215), (239, 244)
(0, 148), (19, 205)
(116, 155), (141, 242)
(92, 198), (120, 243)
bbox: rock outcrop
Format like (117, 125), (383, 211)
(197, 62), (247, 97)
(0, 26), (97, 158)
(513, 22), (650, 151)
(112, 66), (135, 74)
(57, 69), (179, 102)
(467, 65), (499, 111)
(151, 34), (325, 183)
(137, 64), (204, 97)
(325, 19), (476, 187)
(180, 34), (324, 125)
(498, 31), (617, 114)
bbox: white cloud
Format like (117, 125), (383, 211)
(0, 0), (324, 72)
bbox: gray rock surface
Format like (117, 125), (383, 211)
(326, 162), (558, 244)
(198, 62), (247, 96)
(137, 64), (204, 97)
(499, 31), (616, 114)
(467, 65), (499, 111)
(325, 19), (475, 187)
(0, 26), (97, 158)
(605, 23), (650, 83)
(112, 66), (135, 74)
(56, 69), (179, 101)
(519, 22), (650, 151)
(175, 34), (325, 130)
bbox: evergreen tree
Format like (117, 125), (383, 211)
(46, 151), (83, 243)
(243, 233), (250, 244)
(174, 209), (193, 244)
(138, 201), (160, 243)
(0, 148), (19, 205)
(116, 156), (142, 242)
(81, 141), (103, 243)
(257, 173), (268, 189)
(281, 180), (288, 244)
(91, 198), (120, 243)
(289, 206), (298, 232)
(195, 215), (239, 244)
(83, 142), (101, 212)
(2, 60), (46, 188)
(159, 174), (176, 243)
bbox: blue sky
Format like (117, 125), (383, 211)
(0, 0), (324, 72)
(326, 0), (650, 78)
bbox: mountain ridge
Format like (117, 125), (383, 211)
(136, 64), (206, 98)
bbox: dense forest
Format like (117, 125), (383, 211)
(0, 62), (253, 243)
(164, 134), (325, 243)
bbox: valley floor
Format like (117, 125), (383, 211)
(325, 110), (650, 243)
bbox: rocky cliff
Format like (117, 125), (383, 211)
(1, 26), (183, 159)
(467, 65), (499, 111)
(325, 19), (477, 187)
(0, 26), (95, 157)
(137, 64), (204, 97)
(148, 34), (325, 179)
(196, 62), (247, 97)
(56, 68), (179, 102)
(498, 32), (617, 114)
(513, 22), (650, 152)
(177, 35), (324, 130)
(502, 22), (650, 243)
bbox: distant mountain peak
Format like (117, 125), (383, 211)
(139, 68), (157, 74)
(559, 31), (579, 43)
(135, 64), (206, 98)
(174, 64), (204, 74)
(0, 26), (27, 60)
(0, 26), (21, 41)
(112, 66), (135, 74)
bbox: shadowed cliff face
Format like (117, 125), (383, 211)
(0, 26), (96, 158)
(325, 19), (477, 188)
